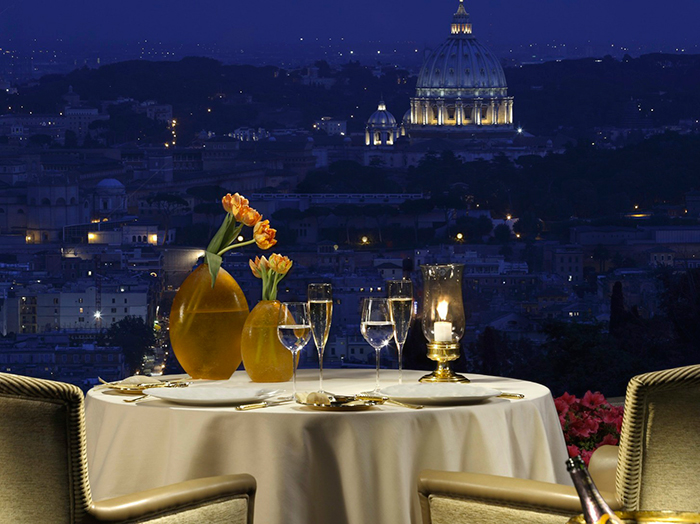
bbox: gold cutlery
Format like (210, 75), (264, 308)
(355, 393), (424, 409)
(123, 394), (150, 403)
(497, 392), (525, 399)
(236, 398), (294, 410)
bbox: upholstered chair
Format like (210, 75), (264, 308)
(418, 364), (700, 524)
(0, 372), (257, 524)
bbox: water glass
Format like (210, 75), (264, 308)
(360, 297), (394, 393)
(277, 302), (311, 397)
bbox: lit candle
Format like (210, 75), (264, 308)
(434, 300), (452, 342)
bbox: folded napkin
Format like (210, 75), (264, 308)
(119, 375), (161, 385)
(295, 391), (332, 405)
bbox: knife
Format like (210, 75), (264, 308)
(497, 392), (525, 399)
(236, 398), (294, 411)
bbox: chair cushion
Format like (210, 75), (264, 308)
(429, 495), (579, 524)
(0, 394), (74, 524)
(128, 498), (249, 524)
(639, 387), (700, 511)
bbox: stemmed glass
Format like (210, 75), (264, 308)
(277, 302), (311, 397)
(360, 298), (395, 393)
(387, 279), (413, 384)
(307, 283), (332, 392)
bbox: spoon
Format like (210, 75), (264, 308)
(123, 394), (150, 403)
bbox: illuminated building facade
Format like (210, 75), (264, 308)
(379, 0), (514, 143)
(365, 100), (398, 146)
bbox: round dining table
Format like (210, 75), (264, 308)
(85, 369), (571, 524)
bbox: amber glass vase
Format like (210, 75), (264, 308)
(170, 263), (249, 380)
(241, 300), (296, 382)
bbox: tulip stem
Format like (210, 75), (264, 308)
(217, 239), (256, 256)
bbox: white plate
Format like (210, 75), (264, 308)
(144, 387), (280, 406)
(378, 383), (501, 405)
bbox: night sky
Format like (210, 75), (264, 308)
(1, 0), (698, 48)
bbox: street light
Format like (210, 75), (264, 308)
(94, 311), (101, 320)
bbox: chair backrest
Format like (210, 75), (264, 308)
(0, 373), (92, 524)
(616, 364), (700, 512)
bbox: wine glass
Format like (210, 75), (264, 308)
(277, 302), (311, 397)
(307, 283), (332, 392)
(360, 298), (395, 393)
(387, 279), (413, 384)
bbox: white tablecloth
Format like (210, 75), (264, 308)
(85, 369), (570, 524)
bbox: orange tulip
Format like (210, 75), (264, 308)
(269, 253), (292, 275)
(222, 193), (249, 217)
(254, 220), (277, 250)
(238, 206), (262, 227)
(249, 256), (269, 278)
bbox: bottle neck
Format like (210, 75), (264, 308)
(569, 468), (616, 524)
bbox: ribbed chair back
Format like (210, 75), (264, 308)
(616, 364), (700, 512)
(0, 372), (92, 523)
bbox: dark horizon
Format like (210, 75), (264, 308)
(2, 0), (699, 50)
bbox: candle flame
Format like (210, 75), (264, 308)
(437, 300), (449, 320)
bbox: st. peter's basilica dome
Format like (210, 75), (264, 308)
(406, 0), (514, 137)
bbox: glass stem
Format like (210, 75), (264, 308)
(292, 350), (298, 397)
(375, 348), (381, 392)
(397, 343), (403, 384)
(318, 345), (324, 392)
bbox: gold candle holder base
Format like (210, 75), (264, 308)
(419, 343), (470, 383)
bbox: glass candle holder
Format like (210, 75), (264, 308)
(420, 263), (468, 383)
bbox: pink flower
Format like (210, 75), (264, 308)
(557, 392), (624, 465)
(600, 408), (619, 425)
(554, 392), (576, 415)
(600, 433), (619, 446)
(559, 413), (568, 428)
(580, 449), (594, 466)
(581, 390), (607, 410)
(569, 415), (600, 439)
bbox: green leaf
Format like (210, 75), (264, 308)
(205, 251), (223, 288)
(220, 222), (244, 252)
(206, 214), (233, 254)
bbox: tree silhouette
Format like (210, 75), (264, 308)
(399, 199), (434, 243)
(609, 281), (626, 333)
(103, 316), (155, 375)
(493, 224), (512, 244)
(593, 245), (610, 273)
(146, 193), (189, 245)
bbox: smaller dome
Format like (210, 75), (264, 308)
(402, 109), (411, 126)
(367, 101), (397, 128)
(96, 178), (124, 189)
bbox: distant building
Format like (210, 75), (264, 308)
(365, 101), (398, 147)
(647, 246), (675, 267)
(0, 281), (150, 334)
(315, 117), (347, 137)
(138, 100), (173, 123)
(63, 106), (109, 144)
(0, 114), (65, 144)
(0, 337), (125, 389)
(550, 245), (584, 284)
(406, 0), (514, 138)
(357, 1), (566, 167)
